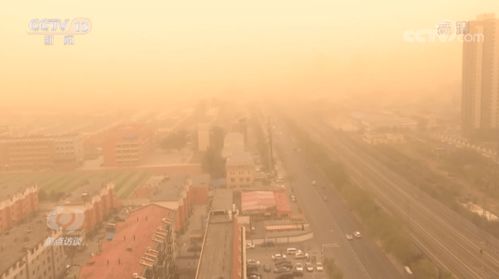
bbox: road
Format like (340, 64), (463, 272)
(272, 120), (403, 279)
(305, 119), (499, 279)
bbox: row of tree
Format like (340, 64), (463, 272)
(286, 120), (451, 279)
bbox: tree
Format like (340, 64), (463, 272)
(201, 126), (226, 179)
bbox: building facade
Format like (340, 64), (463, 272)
(102, 124), (152, 167)
(0, 134), (83, 171)
(226, 152), (255, 189)
(54, 183), (115, 237)
(0, 186), (39, 233)
(0, 217), (67, 279)
(462, 14), (499, 139)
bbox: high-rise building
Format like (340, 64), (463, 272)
(462, 14), (499, 139)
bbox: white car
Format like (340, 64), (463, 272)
(346, 234), (354, 240)
(295, 263), (304, 272)
(286, 247), (297, 255)
(295, 250), (309, 259)
(354, 231), (362, 238)
(247, 259), (260, 266)
(246, 241), (256, 249)
(305, 263), (314, 272)
(316, 262), (324, 272)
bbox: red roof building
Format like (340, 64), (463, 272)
(80, 204), (176, 279)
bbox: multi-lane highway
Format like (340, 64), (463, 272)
(303, 118), (499, 279)
(272, 119), (403, 279)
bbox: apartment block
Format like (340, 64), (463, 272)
(0, 215), (67, 279)
(0, 134), (84, 171)
(54, 181), (115, 237)
(0, 185), (39, 232)
(132, 174), (210, 232)
(79, 204), (176, 279)
(102, 124), (153, 166)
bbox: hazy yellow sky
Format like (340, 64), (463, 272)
(1, 0), (499, 108)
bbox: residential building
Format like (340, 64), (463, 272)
(462, 14), (499, 139)
(0, 185), (39, 232)
(0, 214), (67, 279)
(102, 124), (153, 166)
(79, 204), (176, 279)
(54, 181), (115, 238)
(131, 174), (210, 232)
(0, 134), (84, 170)
(226, 151), (255, 189)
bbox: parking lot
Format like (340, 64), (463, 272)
(246, 242), (327, 279)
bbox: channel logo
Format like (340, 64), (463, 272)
(47, 206), (85, 232)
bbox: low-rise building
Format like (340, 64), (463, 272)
(54, 180), (115, 238)
(132, 174), (210, 232)
(0, 134), (84, 170)
(226, 152), (255, 189)
(79, 204), (176, 279)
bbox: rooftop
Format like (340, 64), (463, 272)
(196, 214), (234, 279)
(211, 189), (233, 212)
(0, 183), (37, 202)
(79, 204), (175, 279)
(0, 213), (53, 274)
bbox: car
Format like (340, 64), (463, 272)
(295, 263), (304, 272)
(246, 241), (256, 249)
(263, 265), (272, 273)
(247, 259), (261, 266)
(275, 261), (293, 269)
(272, 253), (287, 260)
(346, 233), (354, 240)
(305, 263), (314, 272)
(316, 262), (324, 272)
(354, 231), (362, 238)
(311, 180), (317, 186)
(248, 274), (261, 279)
(290, 195), (296, 202)
(286, 247), (297, 255)
(295, 251), (309, 259)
